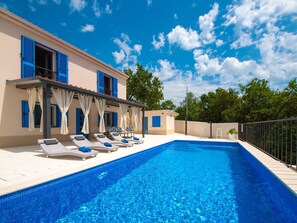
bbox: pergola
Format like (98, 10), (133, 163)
(7, 76), (147, 138)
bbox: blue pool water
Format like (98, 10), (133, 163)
(1, 141), (297, 222)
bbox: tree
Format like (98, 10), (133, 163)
(176, 92), (199, 121)
(239, 78), (275, 122)
(125, 64), (164, 110)
(275, 79), (297, 119)
(160, 100), (176, 110)
(198, 88), (240, 123)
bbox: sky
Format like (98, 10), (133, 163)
(1, 0), (297, 105)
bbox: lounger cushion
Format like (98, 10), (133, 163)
(121, 139), (129, 143)
(104, 142), (112, 147)
(75, 135), (85, 141)
(113, 133), (119, 136)
(79, 147), (91, 152)
(133, 137), (139, 140)
(44, 139), (58, 145)
(97, 135), (105, 138)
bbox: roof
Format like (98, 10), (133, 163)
(145, 110), (179, 117)
(6, 77), (146, 108)
(0, 8), (128, 79)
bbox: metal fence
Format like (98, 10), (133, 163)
(239, 118), (297, 171)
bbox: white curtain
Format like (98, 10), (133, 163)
(131, 107), (138, 131)
(95, 98), (106, 133)
(79, 94), (93, 134)
(27, 88), (37, 131)
(37, 87), (43, 132)
(138, 108), (142, 129)
(52, 88), (74, 135)
(119, 103), (129, 131)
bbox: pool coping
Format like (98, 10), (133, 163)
(0, 134), (297, 196)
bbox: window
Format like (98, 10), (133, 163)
(35, 45), (55, 79)
(152, 116), (161, 127)
(97, 70), (118, 97)
(98, 112), (118, 128)
(104, 75), (112, 95)
(21, 36), (68, 83)
(22, 101), (61, 128)
(104, 112), (112, 127)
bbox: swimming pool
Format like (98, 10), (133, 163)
(1, 140), (297, 222)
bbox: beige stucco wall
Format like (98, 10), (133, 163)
(175, 120), (238, 139)
(0, 11), (126, 147)
(142, 110), (178, 135)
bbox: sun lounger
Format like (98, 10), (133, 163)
(70, 135), (118, 153)
(37, 138), (98, 160)
(110, 132), (144, 144)
(94, 133), (134, 147)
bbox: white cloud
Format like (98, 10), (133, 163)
(225, 0), (297, 49)
(112, 50), (125, 64)
(134, 44), (142, 55)
(92, 0), (101, 17)
(105, 4), (112, 14)
(167, 25), (200, 50)
(174, 13), (178, 20)
(198, 3), (219, 44)
(152, 33), (165, 50)
(216, 39), (224, 47)
(153, 59), (181, 81)
(80, 24), (95, 32)
(193, 50), (269, 85)
(70, 0), (87, 12)
(112, 33), (142, 70)
(147, 0), (152, 6)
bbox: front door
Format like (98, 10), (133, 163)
(76, 108), (89, 138)
(144, 117), (148, 134)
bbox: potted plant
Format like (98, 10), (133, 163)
(226, 128), (238, 140)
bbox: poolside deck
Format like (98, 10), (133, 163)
(0, 134), (297, 196)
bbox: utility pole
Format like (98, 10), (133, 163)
(185, 87), (188, 135)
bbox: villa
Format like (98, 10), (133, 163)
(0, 8), (146, 148)
(1, 8), (297, 223)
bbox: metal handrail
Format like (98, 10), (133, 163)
(239, 118), (297, 171)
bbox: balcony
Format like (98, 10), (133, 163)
(35, 66), (56, 80)
(104, 88), (112, 96)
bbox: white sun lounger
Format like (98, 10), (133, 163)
(70, 135), (118, 153)
(94, 133), (134, 147)
(110, 132), (144, 144)
(37, 138), (98, 160)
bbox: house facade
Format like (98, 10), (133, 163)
(0, 9), (145, 148)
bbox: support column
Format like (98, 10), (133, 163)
(142, 108), (145, 138)
(42, 84), (51, 138)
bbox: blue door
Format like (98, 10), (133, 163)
(76, 108), (89, 138)
(144, 117), (148, 134)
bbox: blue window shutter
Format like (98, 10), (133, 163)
(112, 112), (118, 127)
(21, 100), (29, 128)
(56, 106), (62, 127)
(97, 71), (104, 93)
(21, 36), (35, 78)
(152, 116), (161, 127)
(112, 77), (118, 97)
(56, 52), (68, 83)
